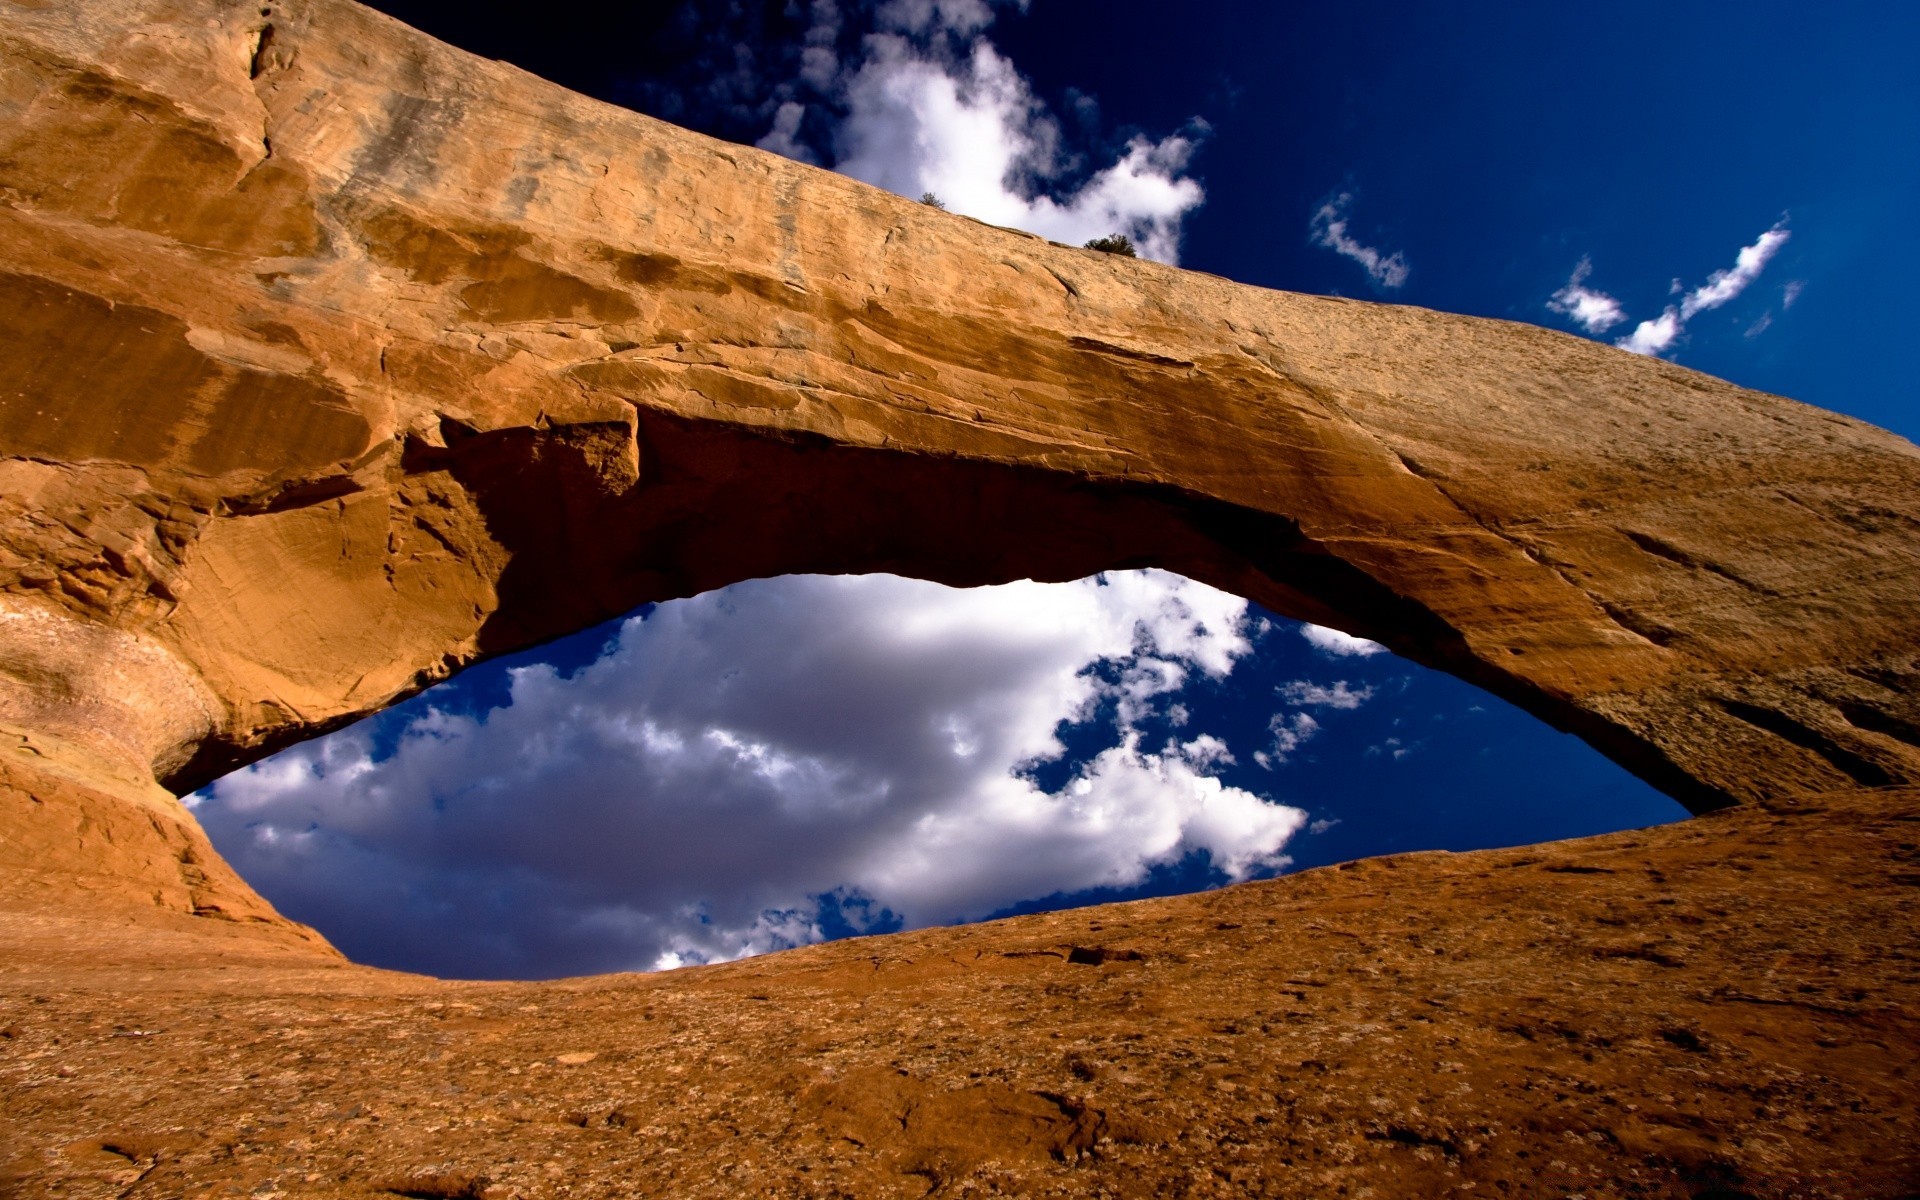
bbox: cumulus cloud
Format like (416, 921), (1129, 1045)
(756, 100), (817, 163)
(1616, 221), (1791, 357)
(835, 43), (1203, 262)
(1300, 623), (1385, 658)
(752, 0), (1204, 263)
(1547, 257), (1628, 333)
(1616, 308), (1683, 357)
(194, 572), (1304, 979)
(1309, 192), (1409, 288)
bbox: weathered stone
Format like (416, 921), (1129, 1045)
(1, 0), (1917, 828)
(3, 787), (1916, 1197)
(0, 0), (1916, 1193)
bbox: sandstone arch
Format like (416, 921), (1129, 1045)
(1, 0), (1918, 925)
(4, 3), (1920, 1193)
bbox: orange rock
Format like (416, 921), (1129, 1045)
(0, 1), (1916, 1194)
(1, 0), (1915, 827)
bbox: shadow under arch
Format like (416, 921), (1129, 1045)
(163, 400), (1920, 823)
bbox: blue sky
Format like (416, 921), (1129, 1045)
(190, 0), (1918, 978)
(993, 0), (1916, 433)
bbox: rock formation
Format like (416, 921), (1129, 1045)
(7, 786), (1919, 1197)
(1, 0), (1917, 1195)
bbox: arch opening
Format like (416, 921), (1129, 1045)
(186, 570), (1684, 980)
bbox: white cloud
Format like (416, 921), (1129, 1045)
(1616, 221), (1790, 357)
(1250, 667), (1384, 768)
(1677, 223), (1790, 318)
(1277, 680), (1374, 710)
(1300, 623), (1385, 657)
(752, 2), (1204, 264)
(1547, 257), (1627, 333)
(830, 37), (1204, 262)
(1172, 733), (1235, 772)
(1781, 279), (1804, 309)
(1309, 192), (1409, 288)
(755, 100), (816, 163)
(196, 572), (1303, 978)
(799, 46), (841, 92)
(1367, 735), (1413, 760)
(1254, 712), (1320, 770)
(786, 0), (846, 93)
(1308, 816), (1341, 835)
(1616, 307), (1682, 357)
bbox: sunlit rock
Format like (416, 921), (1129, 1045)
(0, 0), (1916, 1192)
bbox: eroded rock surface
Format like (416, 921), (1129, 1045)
(0, 0), (1917, 1194)
(1, 0), (1917, 821)
(4, 788), (1917, 1198)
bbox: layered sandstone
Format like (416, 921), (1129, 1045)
(0, 0), (1918, 1194)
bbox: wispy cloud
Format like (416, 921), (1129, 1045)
(1277, 680), (1375, 710)
(1250, 674), (1378, 768)
(876, 0), (1001, 36)
(1300, 623), (1385, 658)
(1615, 221), (1791, 357)
(1254, 712), (1321, 769)
(1547, 257), (1628, 333)
(757, 100), (815, 162)
(1367, 735), (1414, 761)
(1309, 192), (1409, 288)
(1677, 223), (1792, 317)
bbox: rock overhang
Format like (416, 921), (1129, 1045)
(0, 0), (1917, 921)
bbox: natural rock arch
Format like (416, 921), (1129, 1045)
(1, 0), (1918, 928)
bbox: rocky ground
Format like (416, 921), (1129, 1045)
(4, 786), (1916, 1199)
(3, 3), (1919, 1196)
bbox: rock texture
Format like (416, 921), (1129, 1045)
(0, 0), (1918, 1194)
(4, 787), (1918, 1198)
(1, 0), (1918, 821)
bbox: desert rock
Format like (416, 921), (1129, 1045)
(0, 0), (1917, 1195)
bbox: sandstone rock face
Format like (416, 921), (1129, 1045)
(0, 1), (1918, 1193)
(2, 0), (1917, 829)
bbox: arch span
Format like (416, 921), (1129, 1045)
(1, 0), (1919, 929)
